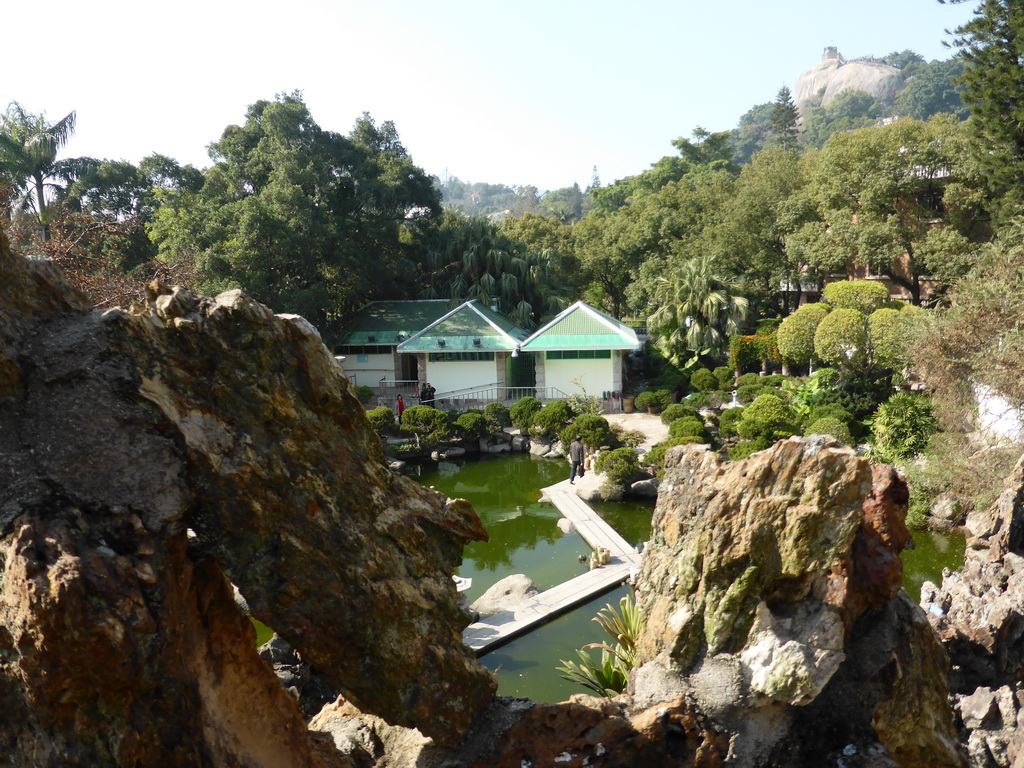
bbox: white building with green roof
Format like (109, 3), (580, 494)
(337, 300), (449, 388)
(397, 300), (530, 398)
(520, 301), (640, 398)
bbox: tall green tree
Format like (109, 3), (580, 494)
(942, 0), (1024, 217)
(770, 86), (800, 151)
(150, 92), (439, 341)
(648, 254), (749, 364)
(0, 102), (94, 241)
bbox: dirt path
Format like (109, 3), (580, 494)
(604, 411), (669, 454)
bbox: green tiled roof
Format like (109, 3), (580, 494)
(397, 301), (528, 352)
(521, 302), (639, 351)
(342, 300), (450, 345)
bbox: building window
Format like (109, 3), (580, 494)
(337, 344), (392, 355)
(546, 350), (611, 360)
(428, 352), (495, 362)
(356, 354), (369, 363)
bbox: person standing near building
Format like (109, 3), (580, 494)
(568, 436), (585, 485)
(396, 394), (406, 422)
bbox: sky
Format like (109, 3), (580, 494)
(3, 0), (978, 192)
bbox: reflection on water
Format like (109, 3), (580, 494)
(410, 453), (965, 702)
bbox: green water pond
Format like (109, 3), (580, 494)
(412, 452), (966, 703)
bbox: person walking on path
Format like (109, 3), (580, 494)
(396, 394), (406, 421)
(568, 436), (585, 485)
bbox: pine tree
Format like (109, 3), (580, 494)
(770, 86), (800, 151)
(943, 0), (1024, 216)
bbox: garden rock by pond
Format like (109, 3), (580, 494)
(0, 236), (495, 762)
(632, 438), (964, 768)
(470, 574), (539, 616)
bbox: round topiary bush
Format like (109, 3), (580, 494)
(872, 392), (938, 462)
(813, 308), (869, 367)
(594, 447), (640, 485)
(729, 437), (770, 461)
(456, 412), (488, 440)
(401, 405), (451, 447)
(805, 416), (851, 444)
(366, 406), (396, 436)
(777, 303), (831, 367)
(483, 401), (512, 431)
(822, 280), (890, 314)
(713, 366), (734, 390)
(737, 393), (797, 443)
(868, 307), (912, 371)
(736, 372), (761, 387)
(669, 417), (710, 442)
(690, 368), (718, 393)
(810, 367), (841, 387)
(808, 403), (852, 426)
(561, 414), (614, 450)
(737, 384), (769, 405)
(531, 400), (575, 439)
(634, 390), (663, 412)
(510, 396), (542, 430)
(354, 385), (375, 402)
(660, 403), (700, 425)
(718, 406), (745, 438)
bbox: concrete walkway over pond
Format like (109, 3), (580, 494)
(462, 478), (641, 656)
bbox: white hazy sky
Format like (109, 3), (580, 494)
(3, 0), (977, 191)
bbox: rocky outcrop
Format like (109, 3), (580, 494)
(921, 453), (1024, 767)
(631, 439), (964, 767)
(0, 230), (496, 764)
(794, 47), (904, 117)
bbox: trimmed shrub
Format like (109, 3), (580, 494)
(661, 403), (700, 425)
(456, 412), (488, 439)
(401, 405), (451, 447)
(805, 416), (851, 444)
(810, 367), (841, 387)
(736, 373), (761, 387)
(685, 392), (710, 408)
(669, 417), (710, 442)
(612, 426), (646, 448)
(822, 280), (889, 314)
(761, 374), (787, 388)
(713, 366), (734, 390)
(690, 368), (718, 393)
(635, 390), (670, 412)
(561, 414), (615, 450)
(366, 406), (396, 436)
(737, 384), (770, 405)
(354, 385), (375, 402)
(814, 308), (869, 367)
(776, 303), (831, 366)
(531, 400), (575, 439)
(737, 393), (798, 443)
(868, 307), (912, 371)
(718, 406), (745, 438)
(510, 396), (542, 430)
(594, 447), (640, 485)
(807, 403), (852, 426)
(729, 437), (770, 461)
(872, 392), (938, 462)
(483, 402), (512, 431)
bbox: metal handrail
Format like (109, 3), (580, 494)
(426, 386), (571, 410)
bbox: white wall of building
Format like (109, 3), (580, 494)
(340, 352), (398, 388)
(542, 357), (618, 398)
(425, 358), (502, 397)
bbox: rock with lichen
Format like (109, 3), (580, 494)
(0, 228), (495, 765)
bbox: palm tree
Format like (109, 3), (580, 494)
(648, 254), (749, 365)
(0, 102), (92, 241)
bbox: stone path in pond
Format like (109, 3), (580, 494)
(462, 478), (641, 656)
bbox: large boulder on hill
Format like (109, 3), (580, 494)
(794, 47), (904, 116)
(0, 229), (496, 765)
(631, 439), (964, 768)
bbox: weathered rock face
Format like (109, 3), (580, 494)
(794, 47), (904, 117)
(921, 453), (1024, 767)
(632, 439), (964, 768)
(0, 231), (495, 764)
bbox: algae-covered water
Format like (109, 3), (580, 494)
(413, 452), (966, 703)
